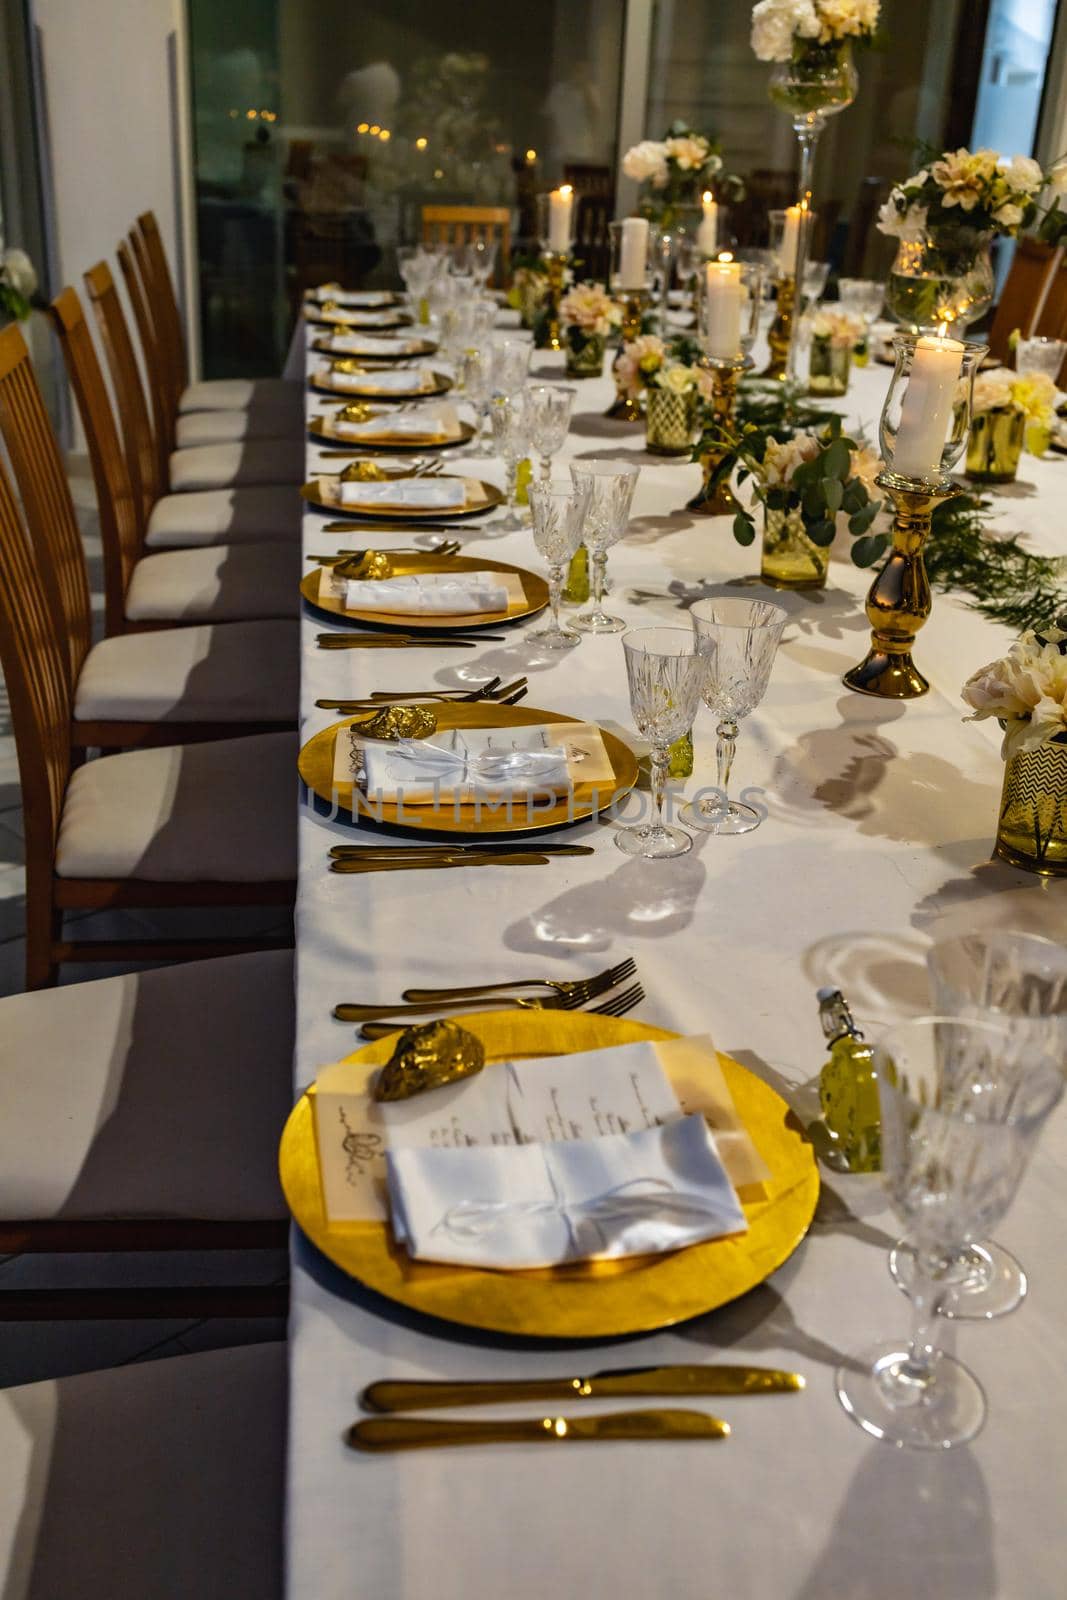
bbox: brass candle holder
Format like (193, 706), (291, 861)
(605, 286), (651, 421)
(543, 250), (569, 353)
(688, 354), (752, 515)
(763, 273), (796, 382)
(842, 471), (959, 699)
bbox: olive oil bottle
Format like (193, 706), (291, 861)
(815, 987), (880, 1173)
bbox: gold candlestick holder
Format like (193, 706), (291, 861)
(605, 287), (651, 421)
(543, 250), (569, 353)
(688, 354), (752, 516)
(762, 274), (796, 382)
(842, 471), (960, 699)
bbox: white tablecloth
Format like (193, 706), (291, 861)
(287, 318), (1067, 1599)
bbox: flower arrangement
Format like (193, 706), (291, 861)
(0, 247), (38, 322)
(621, 121), (743, 223)
(650, 362), (703, 395)
(614, 331), (705, 402)
(751, 0), (880, 63)
(810, 308), (863, 348)
(559, 283), (620, 338)
(971, 368), (1057, 426)
(962, 622), (1067, 757)
(878, 149), (1053, 244)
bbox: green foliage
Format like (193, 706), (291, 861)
(925, 493), (1067, 631)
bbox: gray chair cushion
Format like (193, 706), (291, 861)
(180, 376), (301, 413)
(73, 619), (298, 723)
(55, 729), (299, 881)
(0, 1344), (285, 1598)
(125, 543), (299, 623)
(175, 407), (299, 448)
(0, 950), (293, 1220)
(145, 486), (302, 548)
(168, 440), (304, 493)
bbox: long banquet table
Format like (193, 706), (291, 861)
(287, 316), (1067, 1599)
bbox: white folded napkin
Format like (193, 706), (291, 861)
(344, 570), (508, 615)
(360, 725), (572, 805)
(314, 286), (396, 306)
(317, 365), (435, 393)
(386, 1113), (747, 1269)
(332, 408), (458, 442)
(335, 478), (467, 510)
(319, 306), (406, 326)
(324, 334), (418, 356)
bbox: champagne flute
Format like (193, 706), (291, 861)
(527, 479), (590, 649)
(488, 392), (532, 531)
(617, 627), (707, 858)
(680, 598), (786, 836)
(836, 1016), (1063, 1449)
(887, 930), (1067, 1319)
(568, 459), (640, 634)
(526, 384), (575, 480)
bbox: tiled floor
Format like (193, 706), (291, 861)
(0, 466), (288, 1388)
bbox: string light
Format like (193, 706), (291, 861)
(378, 128), (391, 141)
(357, 122), (369, 134)
(525, 148), (537, 162)
(415, 136), (428, 150)
(369, 123), (381, 135)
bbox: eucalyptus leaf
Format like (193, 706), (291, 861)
(733, 513), (756, 546)
(822, 438), (851, 480)
(823, 478), (843, 513)
(848, 501), (879, 535)
(852, 533), (888, 567)
(808, 518), (836, 546)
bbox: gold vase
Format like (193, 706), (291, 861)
(687, 357), (748, 515)
(966, 408), (1025, 483)
(808, 336), (851, 397)
(763, 275), (796, 381)
(645, 386), (696, 456)
(564, 330), (606, 379)
(606, 288), (650, 421)
(760, 505), (829, 590)
(995, 737), (1067, 877)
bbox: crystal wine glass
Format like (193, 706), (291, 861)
(459, 347), (492, 457)
(1015, 335), (1066, 380)
(888, 930), (1067, 1319)
(526, 384), (575, 480)
(679, 598), (787, 835)
(568, 459), (640, 634)
(464, 239), (498, 289)
(488, 391), (532, 532)
(617, 628), (707, 859)
(836, 1016), (1063, 1449)
(491, 337), (532, 398)
(527, 479), (590, 649)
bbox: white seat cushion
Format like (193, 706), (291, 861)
(168, 439), (304, 492)
(0, 950), (292, 1220)
(0, 1345), (284, 1599)
(180, 375), (300, 413)
(73, 618), (297, 723)
(175, 406), (298, 447)
(125, 543), (299, 623)
(55, 729), (298, 880)
(145, 484), (302, 548)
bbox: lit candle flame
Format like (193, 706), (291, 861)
(717, 251), (734, 263)
(702, 190), (712, 204)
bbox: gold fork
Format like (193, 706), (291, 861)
(335, 969), (637, 1022)
(354, 983), (646, 1039)
(402, 956), (637, 1005)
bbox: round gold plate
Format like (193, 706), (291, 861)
(278, 1011), (820, 1339)
(297, 701), (638, 834)
(306, 308), (413, 330)
(311, 335), (439, 361)
(301, 475), (504, 521)
(308, 415), (476, 453)
(300, 553), (548, 631)
(308, 370), (452, 402)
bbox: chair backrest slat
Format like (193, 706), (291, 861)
(420, 205), (511, 284)
(0, 396), (74, 872)
(0, 325), (92, 689)
(49, 286), (141, 635)
(117, 237), (173, 483)
(137, 209), (188, 393)
(84, 259), (161, 518)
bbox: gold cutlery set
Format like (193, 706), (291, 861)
(315, 674), (528, 712)
(347, 1363), (804, 1452)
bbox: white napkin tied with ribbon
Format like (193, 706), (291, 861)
(331, 405), (461, 443)
(314, 287), (396, 307)
(317, 365), (435, 393)
(344, 571), (508, 616)
(335, 477), (466, 510)
(386, 1113), (747, 1268)
(324, 334), (420, 356)
(318, 306), (406, 326)
(359, 726), (573, 804)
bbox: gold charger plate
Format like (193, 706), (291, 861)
(306, 308), (414, 330)
(301, 474), (504, 521)
(311, 335), (439, 361)
(297, 701), (638, 834)
(278, 1011), (820, 1339)
(309, 370), (452, 401)
(308, 414), (475, 453)
(300, 552), (548, 631)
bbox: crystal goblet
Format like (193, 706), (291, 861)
(459, 347), (492, 457)
(836, 1015), (1063, 1449)
(617, 628), (707, 859)
(527, 479), (590, 649)
(889, 930), (1067, 1319)
(526, 384), (575, 481)
(679, 598), (787, 835)
(488, 391), (532, 531)
(491, 337), (532, 398)
(568, 459), (640, 634)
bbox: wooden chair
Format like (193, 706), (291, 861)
(420, 204), (511, 284)
(87, 257), (303, 550)
(50, 287), (296, 633)
(565, 164), (613, 283)
(1031, 248), (1067, 384)
(0, 322), (297, 746)
(0, 438), (296, 988)
(987, 236), (1061, 364)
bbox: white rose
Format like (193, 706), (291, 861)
(622, 140), (669, 187)
(1, 248), (37, 299)
(1001, 154), (1045, 196)
(751, 0), (820, 63)
(664, 135), (709, 172)
(877, 197), (927, 239)
(994, 201), (1024, 229)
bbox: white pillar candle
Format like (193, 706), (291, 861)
(779, 205), (802, 275)
(547, 186), (574, 252)
(892, 333), (966, 480)
(617, 216), (650, 289)
(703, 258), (743, 359)
(697, 191), (718, 255)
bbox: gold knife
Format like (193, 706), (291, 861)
(347, 1408), (730, 1452)
(362, 1365), (804, 1412)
